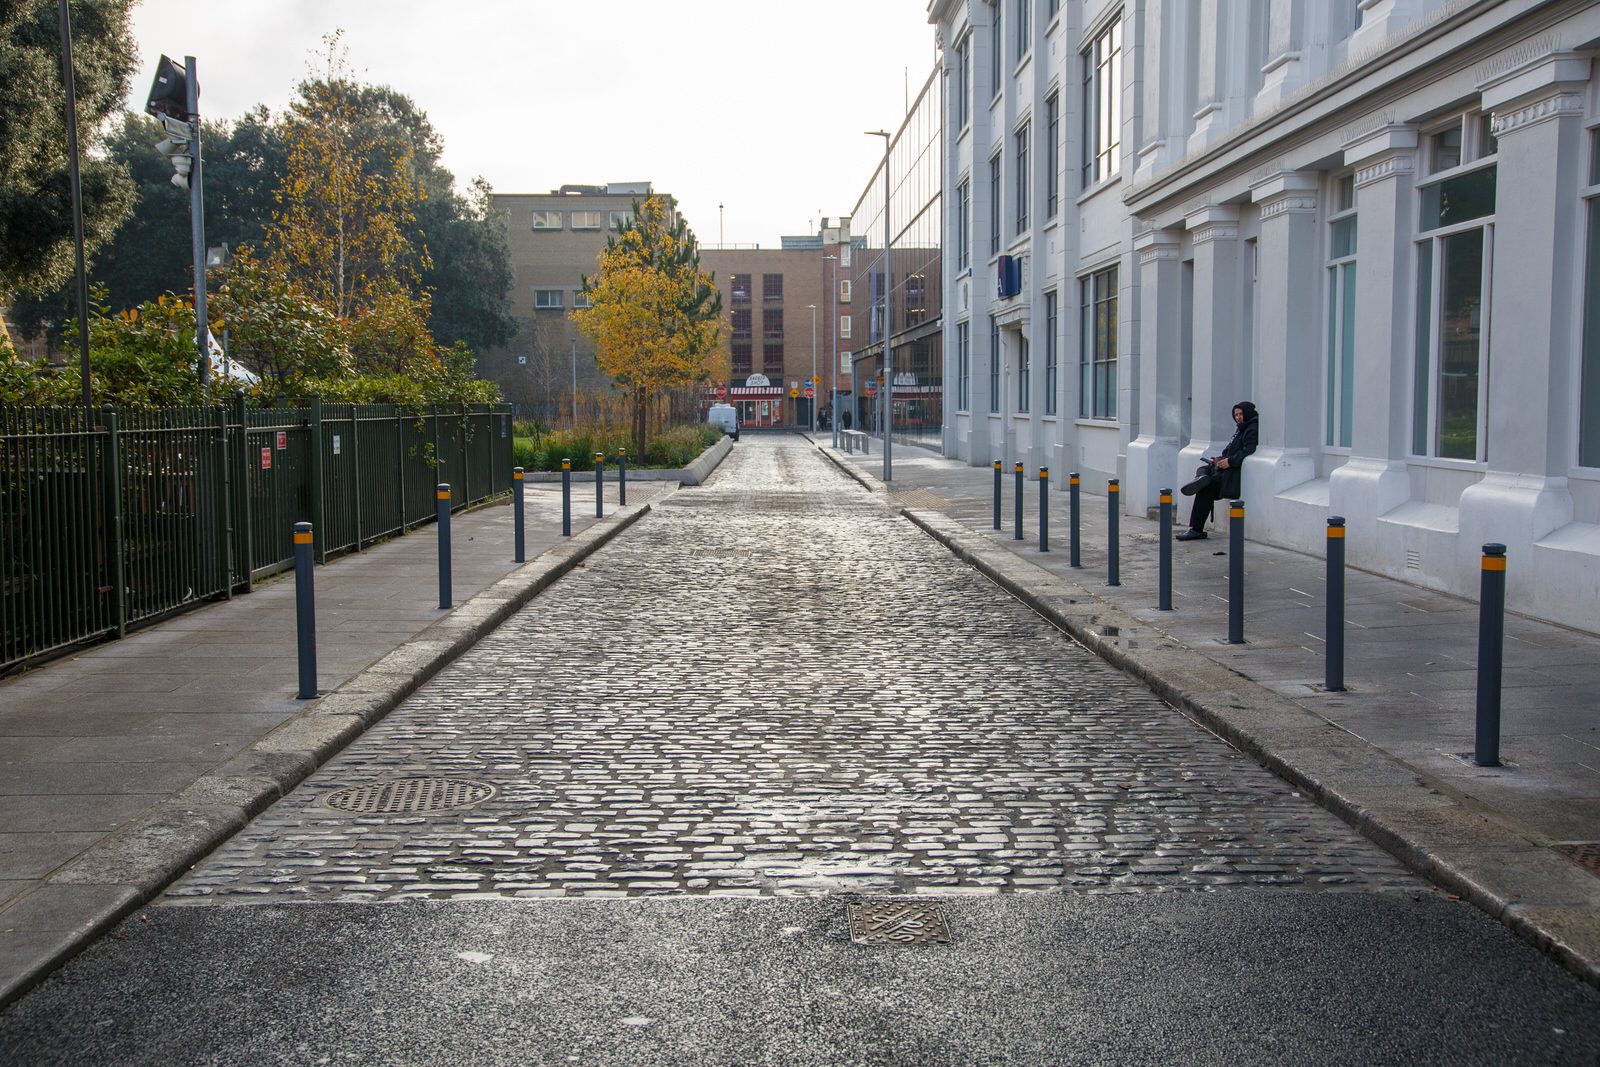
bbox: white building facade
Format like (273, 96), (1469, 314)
(930, 0), (1600, 634)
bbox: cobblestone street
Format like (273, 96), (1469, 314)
(168, 437), (1413, 903)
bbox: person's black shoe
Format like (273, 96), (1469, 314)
(1175, 528), (1207, 541)
(1180, 476), (1209, 496)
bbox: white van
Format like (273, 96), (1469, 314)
(706, 403), (739, 441)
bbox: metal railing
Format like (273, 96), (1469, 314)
(1, 400), (513, 672)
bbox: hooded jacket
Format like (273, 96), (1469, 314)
(1215, 401), (1258, 500)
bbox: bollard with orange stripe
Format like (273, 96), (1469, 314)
(436, 483), (453, 610)
(513, 467), (526, 563)
(993, 460), (1002, 530)
(1039, 467), (1049, 553)
(1069, 473), (1081, 568)
(1014, 462), (1025, 541)
(293, 521), (317, 699)
(1475, 543), (1507, 766)
(1326, 517), (1346, 691)
(1227, 500), (1246, 644)
(561, 458), (572, 537)
(1107, 479), (1121, 586)
(1158, 488), (1173, 611)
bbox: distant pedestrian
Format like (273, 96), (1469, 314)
(1177, 401), (1258, 541)
(842, 409), (852, 430)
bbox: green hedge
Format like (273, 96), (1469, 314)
(511, 423), (722, 472)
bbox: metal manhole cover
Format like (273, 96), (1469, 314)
(1555, 843), (1600, 876)
(847, 901), (951, 945)
(321, 777), (496, 814)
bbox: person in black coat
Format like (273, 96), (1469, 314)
(1177, 400), (1258, 540)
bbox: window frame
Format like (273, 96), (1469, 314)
(1080, 15), (1122, 188)
(1044, 289), (1058, 415)
(1325, 173), (1357, 450)
(990, 4), (1002, 99)
(534, 288), (564, 310)
(569, 210), (602, 230)
(1579, 127), (1600, 469)
(1078, 265), (1118, 419)
(531, 210), (563, 231)
(1015, 120), (1030, 235)
(957, 319), (971, 411)
(1045, 91), (1060, 217)
(1015, 0), (1031, 65)
(989, 315), (1001, 413)
(957, 176), (971, 272)
(989, 152), (1003, 257)
(1017, 332), (1030, 412)
(956, 31), (971, 130)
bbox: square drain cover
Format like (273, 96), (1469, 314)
(847, 902), (951, 945)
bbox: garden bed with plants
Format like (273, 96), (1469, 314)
(511, 423), (724, 472)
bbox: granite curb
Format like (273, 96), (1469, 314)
(812, 438), (1600, 991)
(0, 494), (663, 1009)
(519, 435), (733, 484)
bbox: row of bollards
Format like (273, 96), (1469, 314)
(986, 471), (1509, 767)
(296, 456), (635, 700)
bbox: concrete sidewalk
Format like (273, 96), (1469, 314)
(0, 479), (669, 1006)
(818, 433), (1600, 988)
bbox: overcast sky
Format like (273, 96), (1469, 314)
(124, 1), (939, 247)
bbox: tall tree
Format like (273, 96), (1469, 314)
(0, 0), (137, 298)
(573, 196), (724, 454)
(267, 33), (424, 319)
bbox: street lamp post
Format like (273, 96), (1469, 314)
(55, 0), (91, 409)
(866, 129), (892, 481)
(808, 303), (817, 434)
(826, 254), (839, 450)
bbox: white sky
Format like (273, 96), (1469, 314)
(125, 0), (939, 247)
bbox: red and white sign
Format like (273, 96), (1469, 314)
(803, 387), (814, 399)
(716, 385), (727, 399)
(275, 431), (287, 450)
(260, 447), (272, 470)
(865, 380), (878, 397)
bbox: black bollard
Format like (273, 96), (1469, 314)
(594, 453), (605, 518)
(993, 460), (1002, 530)
(437, 483), (453, 610)
(293, 521), (317, 699)
(513, 467), (526, 563)
(1227, 500), (1245, 644)
(1107, 479), (1121, 586)
(1158, 488), (1173, 611)
(1326, 517), (1346, 691)
(1070, 473), (1081, 568)
(618, 447), (628, 506)
(1039, 467), (1049, 552)
(1014, 462), (1024, 541)
(1474, 544), (1507, 767)
(561, 458), (572, 537)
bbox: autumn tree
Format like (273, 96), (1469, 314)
(266, 32), (425, 320)
(572, 196), (723, 454)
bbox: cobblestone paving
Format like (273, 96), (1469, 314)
(167, 438), (1415, 903)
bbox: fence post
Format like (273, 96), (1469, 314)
(215, 406), (233, 599)
(293, 521), (316, 699)
(437, 483), (453, 610)
(396, 406), (407, 532)
(1069, 472), (1081, 569)
(1228, 500), (1246, 644)
(594, 452), (605, 517)
(1326, 517), (1346, 692)
(618, 447), (628, 506)
(1107, 479), (1121, 586)
(233, 392), (254, 593)
(1039, 467), (1049, 552)
(1013, 462), (1024, 541)
(309, 396), (326, 564)
(1474, 544), (1507, 767)
(350, 405), (363, 550)
(1159, 488), (1173, 611)
(513, 467), (526, 563)
(562, 458), (572, 537)
(101, 406), (127, 637)
(993, 460), (1002, 530)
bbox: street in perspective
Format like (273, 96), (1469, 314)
(2, 438), (1598, 1064)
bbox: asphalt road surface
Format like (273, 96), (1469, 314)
(3, 438), (1597, 1064)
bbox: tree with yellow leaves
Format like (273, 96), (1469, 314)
(572, 195), (724, 455)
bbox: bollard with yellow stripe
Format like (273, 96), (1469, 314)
(1038, 467), (1050, 553)
(992, 459), (1003, 530)
(1158, 488), (1173, 610)
(1475, 543), (1508, 766)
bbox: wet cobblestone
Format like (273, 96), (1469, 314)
(168, 438), (1415, 903)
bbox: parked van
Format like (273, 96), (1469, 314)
(706, 403), (739, 441)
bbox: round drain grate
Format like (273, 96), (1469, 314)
(321, 777), (496, 814)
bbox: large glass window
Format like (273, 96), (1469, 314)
(1046, 92), (1060, 217)
(1413, 115), (1496, 461)
(1079, 266), (1117, 418)
(1582, 131), (1600, 468)
(1015, 122), (1030, 235)
(1017, 334), (1030, 412)
(990, 315), (1001, 413)
(957, 320), (971, 411)
(763, 274), (784, 302)
(956, 32), (971, 129)
(730, 274), (751, 303)
(1015, 0), (1030, 64)
(1044, 289), (1058, 415)
(989, 153), (1002, 257)
(990, 5), (1002, 97)
(1081, 17), (1122, 187)
(1326, 174), (1357, 449)
(957, 177), (971, 271)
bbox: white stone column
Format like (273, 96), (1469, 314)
(1135, 0), (1183, 184)
(1329, 125), (1416, 546)
(1245, 171), (1320, 516)
(1457, 53), (1589, 573)
(1187, 0), (1230, 153)
(1177, 206), (1242, 486)
(1349, 0), (1419, 57)
(1125, 228), (1183, 507)
(1254, 0), (1304, 112)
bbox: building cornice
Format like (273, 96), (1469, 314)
(1493, 91), (1586, 136)
(1354, 153), (1416, 189)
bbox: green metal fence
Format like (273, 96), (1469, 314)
(0, 401), (513, 673)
